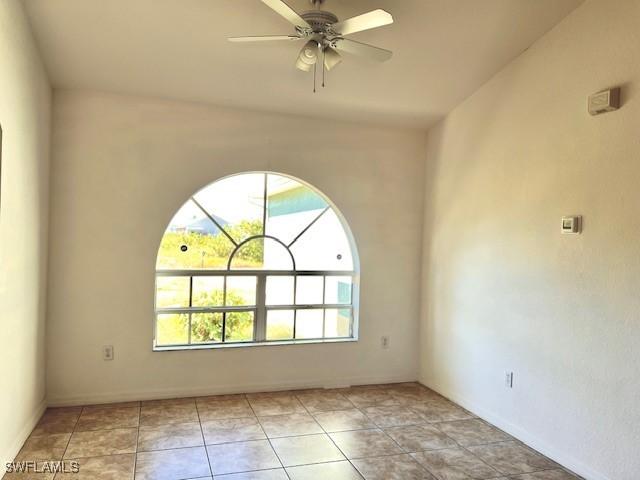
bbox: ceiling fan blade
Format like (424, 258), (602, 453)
(332, 38), (392, 62)
(261, 0), (311, 29)
(330, 9), (393, 36)
(228, 35), (302, 43)
(323, 47), (342, 71)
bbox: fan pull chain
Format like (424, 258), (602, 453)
(322, 49), (326, 88)
(313, 61), (317, 93)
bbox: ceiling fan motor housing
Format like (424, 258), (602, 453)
(301, 10), (339, 34)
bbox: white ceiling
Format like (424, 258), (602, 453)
(23, 0), (583, 128)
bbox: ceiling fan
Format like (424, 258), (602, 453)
(229, 0), (394, 90)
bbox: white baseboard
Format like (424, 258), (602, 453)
(47, 374), (417, 407)
(1, 398), (47, 466)
(420, 380), (610, 480)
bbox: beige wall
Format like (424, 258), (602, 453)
(420, 1), (639, 479)
(0, 0), (51, 466)
(47, 90), (426, 405)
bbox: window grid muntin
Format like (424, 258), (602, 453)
(154, 172), (357, 349)
(154, 270), (355, 348)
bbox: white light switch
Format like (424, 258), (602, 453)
(561, 216), (581, 234)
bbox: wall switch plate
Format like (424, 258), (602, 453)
(505, 371), (514, 388)
(561, 216), (582, 234)
(588, 87), (620, 115)
(381, 336), (390, 349)
(103, 345), (114, 361)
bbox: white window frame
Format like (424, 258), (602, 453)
(154, 172), (359, 351)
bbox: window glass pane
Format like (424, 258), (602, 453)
(263, 238), (295, 270)
(266, 310), (294, 340)
(156, 277), (190, 308)
(325, 276), (353, 304)
(265, 174), (328, 245)
(324, 309), (352, 338)
(192, 173), (265, 244)
(230, 238), (293, 270)
(295, 309), (324, 339)
(156, 314), (189, 345)
(290, 209), (354, 271)
(226, 277), (257, 306)
(225, 311), (254, 342)
(266, 276), (294, 306)
(157, 199), (234, 270)
(191, 313), (223, 343)
(192, 277), (224, 307)
(229, 237), (264, 269)
(155, 172), (359, 349)
(295, 276), (324, 305)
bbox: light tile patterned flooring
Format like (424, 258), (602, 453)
(5, 383), (583, 480)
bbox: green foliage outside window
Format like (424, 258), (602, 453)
(156, 220), (264, 269)
(155, 220), (264, 345)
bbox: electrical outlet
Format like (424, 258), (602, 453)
(505, 371), (514, 388)
(381, 336), (390, 349)
(103, 345), (114, 361)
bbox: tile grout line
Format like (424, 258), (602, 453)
(19, 385), (583, 480)
(295, 392), (366, 479)
(411, 385), (571, 478)
(129, 423), (477, 451)
(358, 396), (443, 479)
(54, 406), (82, 479)
(392, 392), (503, 479)
(194, 398), (214, 479)
(387, 387), (512, 479)
(133, 406), (141, 480)
(245, 393), (293, 480)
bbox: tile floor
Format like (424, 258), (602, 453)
(5, 383), (583, 480)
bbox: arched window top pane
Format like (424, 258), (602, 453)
(156, 199), (234, 270)
(157, 172), (357, 273)
(193, 173), (265, 244)
(155, 172), (359, 349)
(229, 237), (294, 270)
(265, 175), (328, 245)
(290, 209), (354, 271)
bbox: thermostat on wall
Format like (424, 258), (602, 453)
(561, 216), (581, 234)
(588, 88), (620, 115)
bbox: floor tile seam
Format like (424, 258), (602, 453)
(68, 423), (141, 433)
(456, 442), (511, 478)
(505, 467), (583, 479)
(297, 391), (364, 479)
(359, 418), (439, 478)
(462, 438), (562, 476)
(132, 417), (140, 480)
(305, 399), (399, 480)
(292, 391), (358, 411)
(57, 406), (82, 463)
(195, 397), (215, 479)
(34, 387), (579, 480)
(354, 398), (466, 480)
(245, 393), (292, 480)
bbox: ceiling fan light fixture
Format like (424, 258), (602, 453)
(229, 0), (394, 89)
(296, 40), (319, 72)
(323, 47), (342, 71)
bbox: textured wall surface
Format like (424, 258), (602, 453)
(47, 90), (426, 405)
(0, 0), (51, 466)
(419, 1), (640, 479)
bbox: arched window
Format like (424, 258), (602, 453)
(154, 172), (359, 349)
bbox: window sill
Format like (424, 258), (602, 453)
(153, 337), (358, 352)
